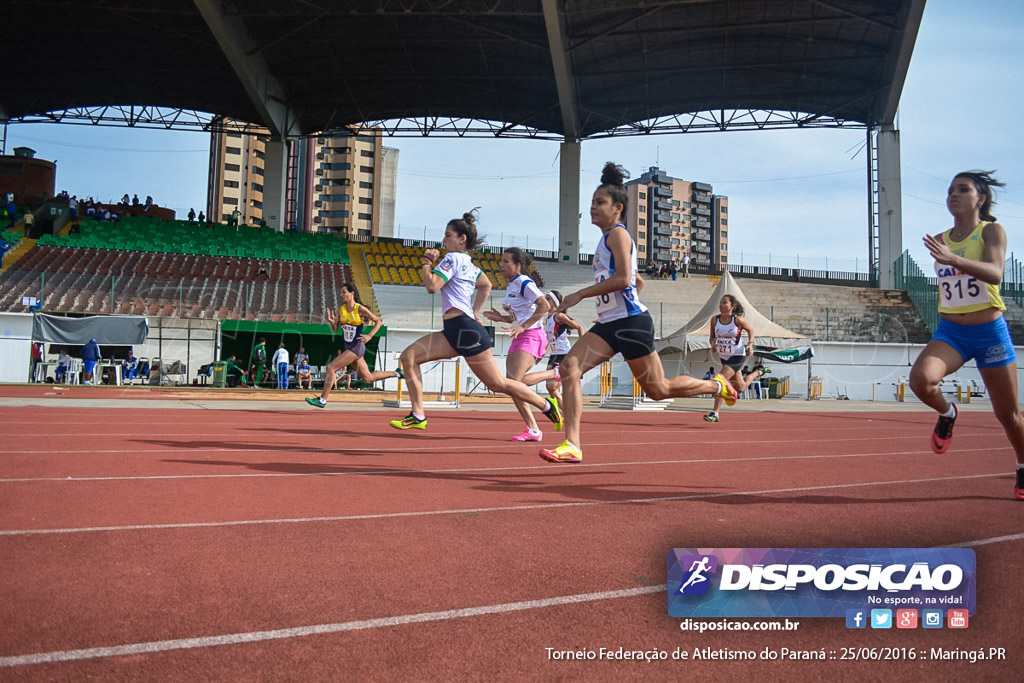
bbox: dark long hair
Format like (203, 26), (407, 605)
(722, 294), (744, 317)
(341, 282), (362, 305)
(447, 208), (481, 250)
(503, 247), (545, 287)
(953, 170), (1005, 222)
(598, 161), (629, 216)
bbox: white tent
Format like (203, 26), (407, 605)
(656, 270), (807, 353)
(656, 272), (815, 397)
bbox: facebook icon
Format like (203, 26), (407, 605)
(845, 609), (867, 629)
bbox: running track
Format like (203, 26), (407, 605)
(1, 404), (1020, 681)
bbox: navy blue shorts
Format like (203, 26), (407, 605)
(442, 315), (493, 358)
(932, 316), (1016, 368)
(588, 311), (655, 361)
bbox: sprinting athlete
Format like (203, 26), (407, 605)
(703, 294), (769, 423)
(482, 248), (552, 441)
(908, 170), (1024, 500)
(389, 210), (563, 432)
(538, 162), (737, 463)
(521, 290), (585, 405)
(305, 282), (399, 408)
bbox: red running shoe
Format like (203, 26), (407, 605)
(1015, 468), (1024, 501)
(930, 404), (958, 454)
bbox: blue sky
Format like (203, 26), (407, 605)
(6, 1), (1022, 271)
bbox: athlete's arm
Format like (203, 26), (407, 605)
(358, 305), (384, 341)
(924, 223), (1006, 285)
(472, 271), (492, 319)
(516, 291), (551, 331)
(558, 228), (634, 312)
(708, 316), (716, 347)
(420, 248), (445, 293)
(737, 315), (756, 356)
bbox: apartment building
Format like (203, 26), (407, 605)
(208, 121), (397, 236)
(623, 166), (729, 269)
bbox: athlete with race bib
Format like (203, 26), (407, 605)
(702, 294), (769, 423)
(909, 170), (1024, 500)
(538, 162), (737, 463)
(521, 290), (585, 406)
(305, 282), (400, 408)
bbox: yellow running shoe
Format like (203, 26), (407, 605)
(539, 440), (582, 463)
(542, 396), (564, 431)
(389, 414), (427, 430)
(713, 373), (737, 407)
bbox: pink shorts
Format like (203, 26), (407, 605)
(508, 327), (547, 360)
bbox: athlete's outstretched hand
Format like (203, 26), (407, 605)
(557, 290), (584, 314)
(325, 308), (336, 324)
(482, 307), (506, 322)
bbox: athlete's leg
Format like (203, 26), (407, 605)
(463, 349), (551, 413)
(909, 340), (965, 412)
(978, 363), (1024, 464)
(505, 350), (541, 432)
(352, 357), (399, 384)
(544, 377), (562, 404)
(398, 332), (458, 417)
(320, 352), (358, 401)
(629, 352), (731, 401)
(557, 333), (616, 447)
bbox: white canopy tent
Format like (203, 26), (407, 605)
(656, 272), (815, 397)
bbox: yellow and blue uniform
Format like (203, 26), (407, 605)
(932, 221), (1015, 368)
(338, 303), (368, 357)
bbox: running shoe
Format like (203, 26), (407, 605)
(539, 440), (583, 463)
(1015, 468), (1024, 501)
(712, 373), (737, 406)
(753, 364), (771, 375)
(703, 412), (719, 423)
(395, 366), (405, 380)
(390, 413), (427, 430)
(931, 404), (958, 454)
(512, 429), (543, 442)
(542, 396), (564, 431)
(305, 396), (326, 408)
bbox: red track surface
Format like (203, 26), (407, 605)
(1, 405), (1020, 681)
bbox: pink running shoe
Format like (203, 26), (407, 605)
(931, 404), (958, 454)
(512, 429), (543, 442)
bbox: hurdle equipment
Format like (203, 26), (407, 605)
(597, 361), (670, 411)
(382, 356), (461, 409)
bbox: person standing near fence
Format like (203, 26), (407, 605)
(538, 162), (737, 464)
(389, 210), (563, 432)
(483, 247), (552, 442)
(272, 342), (290, 390)
(305, 283), (399, 408)
(908, 170), (1024, 500)
(702, 294), (769, 423)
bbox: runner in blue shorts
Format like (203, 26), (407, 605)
(908, 170), (1024, 500)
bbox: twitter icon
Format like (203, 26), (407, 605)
(870, 609), (892, 629)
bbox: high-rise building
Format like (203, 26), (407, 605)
(623, 166), (729, 269)
(208, 121), (398, 237)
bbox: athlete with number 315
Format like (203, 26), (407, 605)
(909, 170), (1024, 500)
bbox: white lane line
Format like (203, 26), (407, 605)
(0, 431), (1003, 456)
(0, 472), (1008, 537)
(0, 585), (663, 668)
(1, 530), (1020, 668)
(0, 446), (1011, 484)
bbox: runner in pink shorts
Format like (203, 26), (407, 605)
(483, 247), (553, 441)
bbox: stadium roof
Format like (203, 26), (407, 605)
(6, 0), (925, 140)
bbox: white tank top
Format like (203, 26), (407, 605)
(546, 315), (572, 355)
(433, 251), (482, 318)
(592, 224), (647, 323)
(713, 315), (745, 359)
(502, 274), (544, 328)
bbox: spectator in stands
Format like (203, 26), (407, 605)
(123, 349), (138, 383)
(295, 346), (309, 370)
(682, 253), (691, 278)
(669, 261), (678, 281)
(198, 210), (207, 228)
(703, 367), (716, 380)
(272, 342), (290, 390)
(224, 354), (247, 387)
(337, 367), (356, 390)
(68, 196), (78, 225)
(6, 198), (16, 228)
(132, 194), (140, 207)
(296, 358), (313, 390)
(187, 208), (196, 223)
(250, 337), (268, 388)
(80, 338), (101, 386)
(258, 261), (269, 280)
(230, 208), (240, 230)
(23, 210), (34, 235)
(121, 193), (130, 207)
(143, 196), (153, 212)
(55, 348), (71, 383)
(85, 205), (96, 217)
